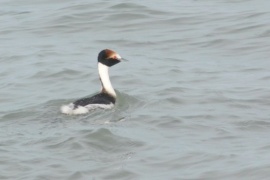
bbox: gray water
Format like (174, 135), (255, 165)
(1, 0), (270, 179)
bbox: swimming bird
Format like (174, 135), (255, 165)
(61, 49), (125, 115)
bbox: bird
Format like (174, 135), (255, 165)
(61, 49), (126, 115)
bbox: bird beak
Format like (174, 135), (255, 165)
(120, 57), (128, 62)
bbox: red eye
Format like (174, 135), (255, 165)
(113, 55), (117, 59)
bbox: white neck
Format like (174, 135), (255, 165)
(98, 62), (116, 97)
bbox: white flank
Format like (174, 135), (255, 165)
(98, 62), (116, 97)
(60, 103), (114, 115)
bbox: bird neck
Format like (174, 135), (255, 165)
(98, 62), (116, 97)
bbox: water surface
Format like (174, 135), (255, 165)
(1, 0), (270, 179)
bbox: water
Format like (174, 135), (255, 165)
(1, 0), (270, 179)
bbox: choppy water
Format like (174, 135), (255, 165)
(1, 0), (270, 179)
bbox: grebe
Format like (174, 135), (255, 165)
(61, 49), (125, 115)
